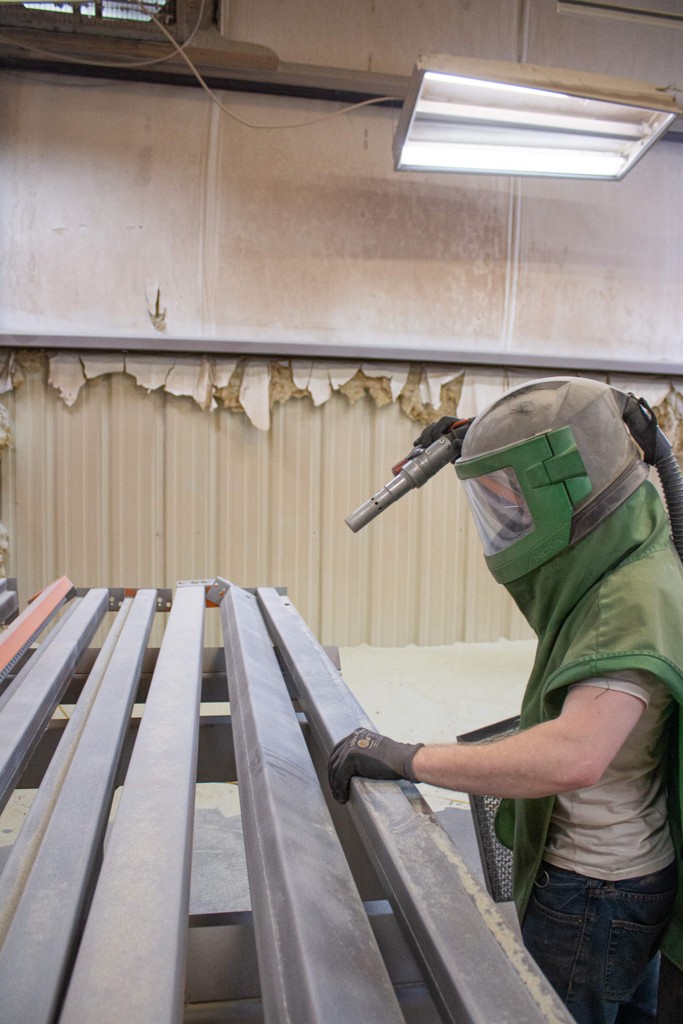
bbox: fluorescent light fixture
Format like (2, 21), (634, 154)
(393, 54), (681, 179)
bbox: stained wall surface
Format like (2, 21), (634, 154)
(2, 0), (683, 362)
(1, 0), (682, 644)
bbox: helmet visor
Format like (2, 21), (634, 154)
(461, 466), (534, 555)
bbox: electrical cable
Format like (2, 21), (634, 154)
(143, 2), (401, 129)
(0, 0), (402, 127)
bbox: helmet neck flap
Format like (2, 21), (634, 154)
(505, 480), (666, 637)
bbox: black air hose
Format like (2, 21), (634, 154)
(623, 393), (683, 563)
(653, 434), (683, 563)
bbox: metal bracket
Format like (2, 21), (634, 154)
(201, 579), (288, 608)
(74, 588), (173, 613)
(72, 582), (287, 614)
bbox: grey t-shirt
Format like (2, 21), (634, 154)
(544, 670), (675, 880)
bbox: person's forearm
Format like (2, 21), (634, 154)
(326, 685), (645, 806)
(411, 720), (601, 798)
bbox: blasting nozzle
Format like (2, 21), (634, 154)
(345, 434), (461, 532)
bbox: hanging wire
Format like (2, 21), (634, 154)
(141, 0), (401, 129)
(0, 0), (402, 128)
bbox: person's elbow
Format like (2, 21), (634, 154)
(554, 751), (607, 792)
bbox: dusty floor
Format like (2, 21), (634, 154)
(338, 638), (535, 810)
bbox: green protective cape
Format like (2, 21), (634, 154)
(493, 480), (683, 970)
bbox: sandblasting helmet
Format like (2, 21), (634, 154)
(455, 377), (648, 583)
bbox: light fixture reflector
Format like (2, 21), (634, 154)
(394, 55), (680, 179)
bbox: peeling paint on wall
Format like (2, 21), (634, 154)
(5, 352), (683, 456)
(0, 524), (9, 579)
(0, 353), (22, 396)
(0, 404), (13, 453)
(11, 351), (466, 429)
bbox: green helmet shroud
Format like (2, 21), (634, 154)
(455, 425), (592, 584)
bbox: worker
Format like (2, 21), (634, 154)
(328, 377), (683, 1024)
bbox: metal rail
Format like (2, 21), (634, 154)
(58, 583), (205, 1024)
(0, 577), (578, 1023)
(255, 586), (575, 1024)
(0, 588), (109, 815)
(0, 591), (158, 1024)
(220, 584), (404, 1024)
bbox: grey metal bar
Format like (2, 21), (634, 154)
(0, 591), (158, 1024)
(58, 584), (206, 1024)
(59, 645), (226, 702)
(0, 588), (109, 815)
(0, 598), (81, 714)
(185, 901), (430, 1007)
(15, 713), (237, 789)
(220, 584), (404, 1024)
(4, 335), (683, 378)
(0, 598), (132, 944)
(186, 912), (260, 1006)
(256, 587), (576, 1024)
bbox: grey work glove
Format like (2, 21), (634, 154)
(327, 728), (424, 804)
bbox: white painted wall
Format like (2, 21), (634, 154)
(1, 0), (682, 361)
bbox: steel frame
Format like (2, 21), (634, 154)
(0, 577), (575, 1024)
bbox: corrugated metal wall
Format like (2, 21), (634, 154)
(0, 357), (531, 647)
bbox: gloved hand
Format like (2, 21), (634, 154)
(413, 417), (473, 458)
(327, 728), (424, 804)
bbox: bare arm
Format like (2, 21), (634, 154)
(411, 684), (646, 799)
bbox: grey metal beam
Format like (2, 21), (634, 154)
(58, 645), (226, 701)
(220, 584), (404, 1024)
(0, 591), (158, 1024)
(0, 598), (81, 714)
(0, 598), (134, 943)
(186, 912), (260, 1006)
(0, 588), (109, 815)
(4, 334), (683, 378)
(15, 712), (238, 789)
(186, 901), (432, 1006)
(256, 587), (576, 1024)
(58, 584), (206, 1024)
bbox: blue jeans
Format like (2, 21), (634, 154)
(657, 954), (683, 1024)
(522, 860), (677, 1024)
